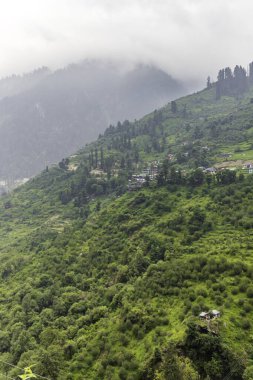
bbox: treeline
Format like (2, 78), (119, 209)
(215, 61), (253, 99)
(103, 111), (168, 154)
(103, 110), (165, 140)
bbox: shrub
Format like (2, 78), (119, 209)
(215, 295), (224, 306)
(231, 287), (239, 295)
(246, 286), (253, 298)
(191, 305), (201, 316)
(239, 278), (251, 292)
(241, 319), (251, 330)
(238, 299), (245, 307)
(197, 288), (208, 298)
(243, 303), (252, 313)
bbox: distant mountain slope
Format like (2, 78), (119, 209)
(0, 67), (50, 100)
(0, 61), (185, 179)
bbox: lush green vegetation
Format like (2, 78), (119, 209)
(1, 72), (253, 379)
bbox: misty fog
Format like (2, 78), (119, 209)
(1, 0), (253, 86)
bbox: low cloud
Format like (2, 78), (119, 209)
(1, 0), (253, 87)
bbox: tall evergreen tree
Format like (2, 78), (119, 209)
(249, 62), (253, 83)
(234, 65), (247, 94)
(171, 101), (177, 114)
(206, 76), (211, 89)
(100, 147), (104, 170)
(217, 69), (225, 82)
(225, 67), (233, 80)
(95, 148), (98, 168)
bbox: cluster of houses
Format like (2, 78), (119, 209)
(127, 159), (253, 191)
(87, 149), (253, 192)
(127, 162), (159, 191)
(197, 162), (253, 175)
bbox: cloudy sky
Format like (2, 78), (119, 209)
(1, 0), (253, 85)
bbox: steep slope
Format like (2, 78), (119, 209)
(0, 61), (185, 180)
(0, 81), (253, 379)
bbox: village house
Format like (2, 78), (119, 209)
(243, 163), (253, 174)
(204, 167), (216, 174)
(199, 312), (209, 319)
(167, 153), (175, 161)
(199, 310), (221, 320)
(211, 310), (221, 318)
(132, 175), (146, 183)
(201, 146), (210, 151)
(218, 153), (232, 158)
(127, 179), (144, 191)
(90, 169), (106, 177)
(128, 161), (160, 191)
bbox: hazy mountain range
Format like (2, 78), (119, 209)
(0, 61), (185, 179)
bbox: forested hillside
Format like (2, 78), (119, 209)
(1, 64), (253, 379)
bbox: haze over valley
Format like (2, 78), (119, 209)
(0, 61), (185, 183)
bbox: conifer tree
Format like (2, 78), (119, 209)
(171, 101), (177, 114)
(249, 62), (253, 83)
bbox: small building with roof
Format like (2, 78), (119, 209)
(199, 310), (221, 320)
(210, 310), (221, 318)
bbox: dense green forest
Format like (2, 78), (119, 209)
(1, 64), (253, 379)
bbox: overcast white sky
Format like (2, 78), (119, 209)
(1, 0), (253, 85)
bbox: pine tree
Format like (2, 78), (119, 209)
(225, 67), (233, 80)
(234, 65), (247, 94)
(100, 147), (104, 170)
(217, 69), (225, 82)
(171, 101), (177, 114)
(95, 148), (98, 168)
(249, 62), (253, 83)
